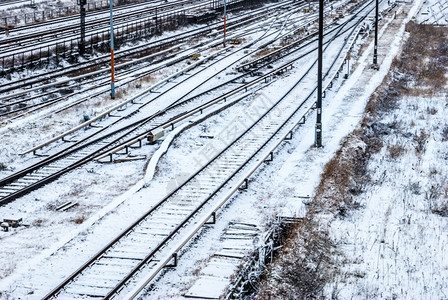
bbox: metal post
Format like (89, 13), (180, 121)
(78, 0), (86, 56)
(373, 0), (378, 65)
(315, 0), (323, 148)
(223, 0), (227, 45)
(109, 0), (115, 99)
(345, 52), (350, 78)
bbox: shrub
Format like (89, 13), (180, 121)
(387, 142), (406, 159)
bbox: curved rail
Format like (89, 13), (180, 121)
(0, 0), (311, 206)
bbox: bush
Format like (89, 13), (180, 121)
(387, 142), (406, 159)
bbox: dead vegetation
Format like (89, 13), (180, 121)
(386, 141), (406, 159)
(0, 258), (16, 280)
(255, 220), (335, 299)
(394, 21), (448, 96)
(70, 215), (87, 225)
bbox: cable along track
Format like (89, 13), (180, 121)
(42, 0), (372, 295)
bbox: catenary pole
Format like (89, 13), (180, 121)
(223, 0), (227, 45)
(315, 0), (323, 147)
(373, 0), (378, 65)
(109, 0), (116, 99)
(78, 0), (86, 56)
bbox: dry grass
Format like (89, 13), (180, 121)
(135, 75), (155, 87)
(387, 142), (406, 159)
(254, 48), (276, 58)
(32, 218), (48, 227)
(70, 215), (87, 225)
(0, 258), (16, 280)
(255, 219), (335, 299)
(414, 129), (429, 156)
(396, 22), (448, 96)
(442, 125), (448, 142)
(114, 89), (126, 100)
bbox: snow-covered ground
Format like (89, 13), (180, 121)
(324, 1), (448, 296)
(254, 0), (448, 299)
(0, 1), (344, 296)
(1, 0), (446, 298)
(416, 0), (448, 25)
(327, 93), (448, 298)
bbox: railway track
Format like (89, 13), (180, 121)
(0, 0), (179, 30)
(0, 0), (31, 7)
(0, 0), (366, 207)
(40, 0), (383, 297)
(0, 0), (300, 120)
(0, 0), (244, 72)
(0, 0), (206, 50)
(0, 0), (375, 206)
(0, 0), (319, 205)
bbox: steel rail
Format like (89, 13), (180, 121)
(43, 41), (313, 298)
(127, 9), (379, 299)
(0, 0), (370, 209)
(0, 0), (292, 104)
(0, 0), (296, 121)
(0, 0), (205, 49)
(95, 13), (366, 160)
(0, 1), (309, 205)
(0, 0), (372, 209)
(0, 0), (249, 73)
(0, 0), (175, 31)
(15, 0), (308, 153)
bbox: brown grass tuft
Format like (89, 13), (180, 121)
(387, 142), (406, 159)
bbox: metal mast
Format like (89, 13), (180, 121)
(373, 0), (379, 65)
(78, 0), (86, 56)
(109, 0), (116, 99)
(315, 0), (324, 148)
(223, 0), (227, 45)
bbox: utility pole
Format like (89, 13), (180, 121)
(78, 0), (86, 57)
(315, 0), (323, 148)
(109, 0), (115, 99)
(223, 0), (227, 45)
(373, 0), (378, 65)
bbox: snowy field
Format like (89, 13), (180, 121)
(255, 0), (448, 298)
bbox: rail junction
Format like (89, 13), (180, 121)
(0, 0), (401, 297)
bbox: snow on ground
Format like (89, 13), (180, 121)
(140, 1), (427, 298)
(1, 0), (442, 298)
(328, 94), (448, 298)
(323, 4), (448, 297)
(253, 0), (448, 298)
(416, 0), (448, 25)
(0, 2), (321, 296)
